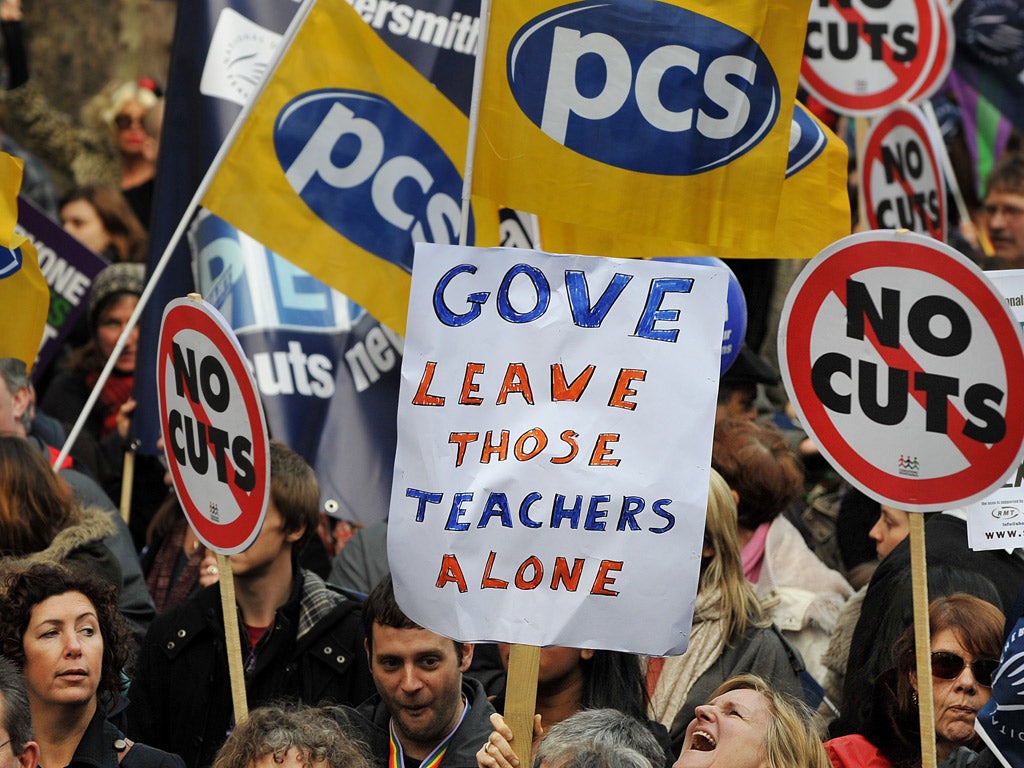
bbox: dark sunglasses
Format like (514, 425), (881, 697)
(931, 651), (999, 687)
(114, 114), (144, 131)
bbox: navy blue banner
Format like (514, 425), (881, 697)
(976, 613), (1024, 768)
(135, 0), (300, 456)
(135, 0), (525, 524)
(953, 0), (1024, 132)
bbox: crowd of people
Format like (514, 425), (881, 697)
(1, 3), (1024, 768)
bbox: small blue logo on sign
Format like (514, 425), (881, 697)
(0, 246), (23, 280)
(274, 89), (472, 273)
(507, 0), (780, 175)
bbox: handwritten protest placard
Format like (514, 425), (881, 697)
(389, 244), (729, 656)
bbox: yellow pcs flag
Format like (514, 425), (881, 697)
(0, 152), (48, 368)
(473, 0), (812, 259)
(537, 101), (851, 259)
(202, 0), (499, 336)
(773, 102), (850, 258)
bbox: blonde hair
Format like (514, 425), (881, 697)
(702, 469), (767, 641)
(82, 79), (160, 133)
(710, 675), (829, 768)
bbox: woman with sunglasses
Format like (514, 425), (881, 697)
(0, 10), (162, 226)
(824, 593), (1004, 768)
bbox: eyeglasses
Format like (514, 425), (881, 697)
(984, 203), (1024, 221)
(114, 114), (144, 131)
(931, 651), (999, 687)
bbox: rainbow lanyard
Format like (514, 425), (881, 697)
(388, 697), (469, 768)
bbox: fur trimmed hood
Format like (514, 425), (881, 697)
(0, 505), (120, 584)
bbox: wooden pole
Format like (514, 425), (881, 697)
(216, 553), (249, 726)
(119, 448), (135, 524)
(910, 513), (936, 768)
(854, 116), (869, 232)
(504, 644), (540, 765)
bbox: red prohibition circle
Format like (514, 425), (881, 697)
(157, 300), (269, 553)
(783, 234), (1024, 509)
(862, 106), (946, 240)
(800, 0), (938, 116)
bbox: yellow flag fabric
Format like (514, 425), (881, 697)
(537, 101), (851, 259)
(202, 0), (499, 337)
(473, 0), (812, 259)
(773, 103), (850, 259)
(0, 152), (48, 368)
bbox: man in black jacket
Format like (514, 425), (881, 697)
(126, 441), (374, 768)
(330, 575), (495, 768)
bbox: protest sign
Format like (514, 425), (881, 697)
(389, 244), (729, 655)
(801, 0), (940, 115)
(966, 269), (1024, 551)
(14, 197), (109, 379)
(779, 230), (1024, 511)
(861, 103), (947, 241)
(157, 296), (270, 554)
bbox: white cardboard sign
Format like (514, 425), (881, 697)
(967, 270), (1024, 550)
(779, 231), (1024, 512)
(388, 245), (728, 656)
(801, 0), (940, 116)
(157, 297), (270, 555)
(862, 102), (947, 241)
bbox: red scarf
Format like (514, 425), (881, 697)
(85, 370), (134, 438)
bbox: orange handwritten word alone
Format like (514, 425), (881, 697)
(412, 361), (646, 408)
(435, 551), (623, 596)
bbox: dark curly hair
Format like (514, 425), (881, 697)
(0, 562), (133, 703)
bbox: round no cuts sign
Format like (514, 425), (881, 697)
(862, 103), (946, 241)
(157, 297), (270, 554)
(801, 0), (939, 116)
(779, 230), (1024, 511)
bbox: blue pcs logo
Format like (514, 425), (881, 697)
(786, 106), (827, 179)
(507, 0), (780, 175)
(0, 246), (23, 280)
(274, 89), (471, 273)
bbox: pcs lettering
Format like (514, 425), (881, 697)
(280, 93), (465, 268)
(511, 2), (780, 174)
(167, 343), (256, 492)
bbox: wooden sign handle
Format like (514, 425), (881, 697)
(504, 644), (540, 765)
(910, 513), (936, 768)
(217, 553), (249, 726)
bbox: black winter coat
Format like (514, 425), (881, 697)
(126, 569), (375, 768)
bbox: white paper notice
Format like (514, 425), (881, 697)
(966, 269), (1024, 551)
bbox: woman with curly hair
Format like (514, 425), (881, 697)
(211, 704), (371, 768)
(0, 562), (182, 768)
